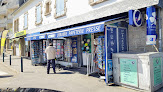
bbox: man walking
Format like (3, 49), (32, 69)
(45, 43), (56, 74)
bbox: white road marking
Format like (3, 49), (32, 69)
(0, 71), (8, 75)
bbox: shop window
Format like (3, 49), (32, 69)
(35, 2), (43, 25)
(24, 13), (28, 29)
(54, 0), (67, 18)
(44, 0), (52, 16)
(14, 18), (19, 33)
(89, 0), (107, 6)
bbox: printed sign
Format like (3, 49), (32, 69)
(71, 37), (78, 63)
(153, 57), (162, 86)
(120, 58), (138, 87)
(118, 28), (127, 52)
(107, 27), (117, 59)
(14, 30), (26, 37)
(146, 6), (156, 45)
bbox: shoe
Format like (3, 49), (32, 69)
(47, 72), (49, 74)
(54, 72), (56, 74)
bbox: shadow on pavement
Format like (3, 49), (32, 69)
(0, 88), (63, 92)
(0, 75), (13, 78)
(56, 72), (74, 74)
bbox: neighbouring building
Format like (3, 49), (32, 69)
(12, 0), (163, 91)
(0, 0), (28, 55)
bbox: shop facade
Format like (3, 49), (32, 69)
(13, 30), (26, 57)
(11, 0), (163, 91)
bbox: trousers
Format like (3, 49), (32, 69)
(47, 59), (55, 74)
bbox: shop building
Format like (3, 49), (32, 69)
(12, 0), (163, 91)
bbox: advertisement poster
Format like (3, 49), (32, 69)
(153, 57), (162, 86)
(146, 6), (156, 45)
(71, 37), (77, 63)
(106, 27), (117, 83)
(118, 28), (127, 52)
(43, 40), (47, 62)
(120, 58), (138, 87)
(107, 27), (117, 59)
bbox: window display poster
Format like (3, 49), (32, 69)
(153, 57), (162, 86)
(56, 40), (61, 57)
(43, 40), (47, 62)
(120, 58), (138, 87)
(71, 37), (77, 63)
(118, 28), (127, 52)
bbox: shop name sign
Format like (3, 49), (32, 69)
(14, 30), (26, 37)
(129, 10), (142, 27)
(47, 24), (104, 39)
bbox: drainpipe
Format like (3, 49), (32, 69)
(158, 8), (162, 52)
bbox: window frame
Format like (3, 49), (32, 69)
(24, 12), (28, 29)
(89, 0), (107, 6)
(14, 18), (19, 33)
(54, 0), (67, 19)
(44, 0), (52, 16)
(35, 2), (43, 25)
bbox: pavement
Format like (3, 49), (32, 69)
(0, 54), (161, 92)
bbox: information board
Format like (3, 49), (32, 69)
(153, 57), (162, 86)
(118, 28), (127, 52)
(120, 58), (138, 87)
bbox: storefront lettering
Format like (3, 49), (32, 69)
(33, 36), (36, 39)
(39, 35), (45, 39)
(57, 32), (68, 37)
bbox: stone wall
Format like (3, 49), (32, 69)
(128, 8), (163, 52)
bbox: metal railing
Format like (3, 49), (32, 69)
(87, 53), (96, 75)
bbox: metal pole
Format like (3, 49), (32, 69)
(10, 55), (11, 65)
(3, 53), (4, 62)
(21, 57), (23, 72)
(158, 8), (162, 52)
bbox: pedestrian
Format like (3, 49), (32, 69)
(45, 43), (56, 74)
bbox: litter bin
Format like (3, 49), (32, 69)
(112, 52), (163, 92)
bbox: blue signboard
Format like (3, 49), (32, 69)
(47, 23), (104, 39)
(106, 27), (117, 83)
(107, 27), (117, 59)
(146, 6), (156, 45)
(118, 28), (127, 52)
(26, 34), (47, 41)
(129, 10), (142, 27)
(71, 37), (78, 63)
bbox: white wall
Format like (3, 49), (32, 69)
(12, 0), (126, 33)
(13, 0), (159, 34)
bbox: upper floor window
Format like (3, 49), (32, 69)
(54, 0), (67, 18)
(24, 13), (28, 29)
(35, 2), (42, 25)
(44, 0), (52, 16)
(14, 18), (19, 33)
(89, 0), (107, 6)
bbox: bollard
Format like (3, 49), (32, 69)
(21, 57), (23, 72)
(10, 55), (11, 65)
(3, 53), (4, 62)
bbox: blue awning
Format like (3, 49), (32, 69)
(25, 32), (47, 41)
(47, 22), (105, 39)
